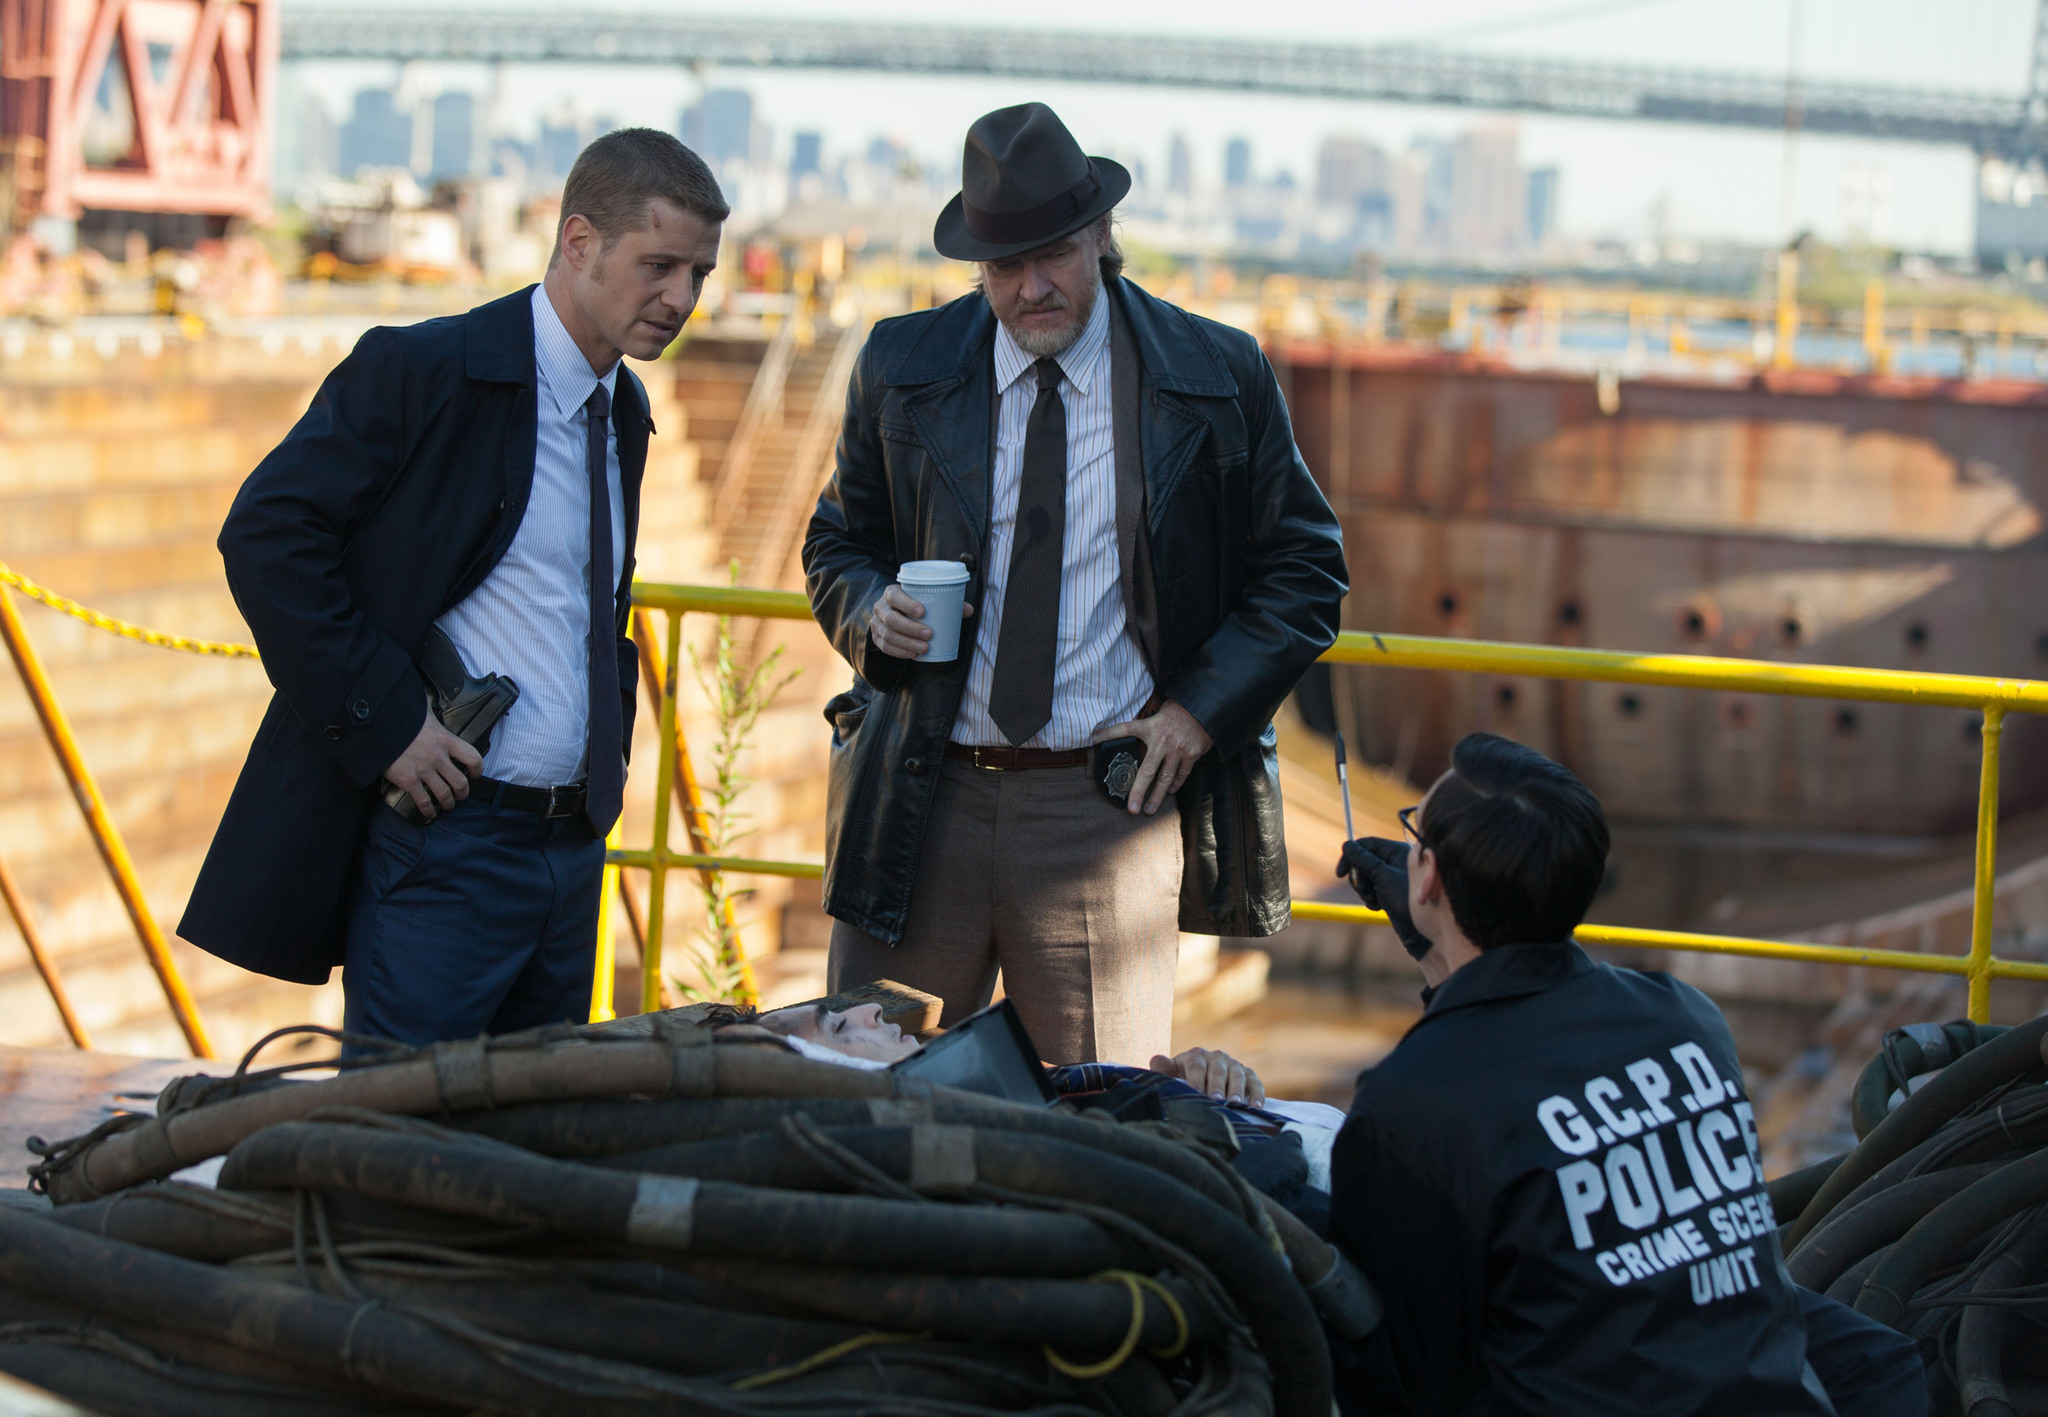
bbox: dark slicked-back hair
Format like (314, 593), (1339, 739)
(1420, 733), (1609, 950)
(554, 128), (729, 262)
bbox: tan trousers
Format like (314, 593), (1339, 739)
(827, 757), (1182, 1065)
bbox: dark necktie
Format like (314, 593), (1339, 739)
(583, 382), (624, 834)
(988, 357), (1067, 747)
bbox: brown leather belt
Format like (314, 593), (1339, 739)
(945, 743), (1090, 772)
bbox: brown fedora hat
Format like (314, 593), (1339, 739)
(933, 102), (1130, 262)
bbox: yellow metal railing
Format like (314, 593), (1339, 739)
(613, 582), (2048, 1024)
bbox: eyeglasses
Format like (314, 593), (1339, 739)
(1398, 805), (1425, 846)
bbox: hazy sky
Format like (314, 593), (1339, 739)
(286, 0), (2039, 251)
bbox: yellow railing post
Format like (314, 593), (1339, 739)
(1863, 278), (1887, 371)
(0, 584), (213, 1058)
(589, 820), (623, 1023)
(1969, 705), (2005, 1024)
(641, 610), (684, 1016)
(1774, 249), (1800, 370)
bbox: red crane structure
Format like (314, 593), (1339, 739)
(0, 0), (276, 236)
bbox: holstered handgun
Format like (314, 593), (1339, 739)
(380, 626), (520, 823)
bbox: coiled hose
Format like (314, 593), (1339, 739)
(1848, 1023), (2011, 1142)
(1782, 1015), (2048, 1250)
(3, 1027), (1348, 1417)
(1955, 1207), (2048, 1417)
(1776, 1015), (2048, 1413)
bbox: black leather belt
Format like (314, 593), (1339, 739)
(474, 775), (587, 819)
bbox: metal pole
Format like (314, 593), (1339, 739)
(0, 586), (213, 1057)
(640, 610), (683, 1016)
(1969, 705), (2005, 1024)
(588, 820), (622, 1023)
(0, 849), (89, 1049)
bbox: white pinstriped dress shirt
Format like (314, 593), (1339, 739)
(951, 290), (1153, 751)
(435, 284), (626, 787)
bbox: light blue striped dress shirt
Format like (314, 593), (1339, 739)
(952, 290), (1153, 751)
(436, 284), (626, 787)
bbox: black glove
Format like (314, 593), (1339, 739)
(1336, 837), (1434, 962)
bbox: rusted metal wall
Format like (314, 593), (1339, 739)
(1278, 343), (2048, 841)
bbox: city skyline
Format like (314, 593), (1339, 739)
(278, 66), (1959, 262)
(274, 0), (2043, 256)
(286, 73), (1576, 266)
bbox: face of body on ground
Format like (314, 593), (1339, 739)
(978, 218), (1108, 360)
(545, 198), (721, 372)
(762, 1001), (921, 1062)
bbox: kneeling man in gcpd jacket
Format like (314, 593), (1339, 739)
(1330, 733), (1924, 1417)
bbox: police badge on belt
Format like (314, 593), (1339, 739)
(1090, 736), (1146, 809)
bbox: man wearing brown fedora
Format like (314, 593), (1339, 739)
(804, 102), (1347, 1064)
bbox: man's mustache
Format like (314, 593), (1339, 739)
(1014, 295), (1071, 316)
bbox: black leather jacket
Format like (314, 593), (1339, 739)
(802, 274), (1347, 944)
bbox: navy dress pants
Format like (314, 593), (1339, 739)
(341, 794), (603, 1046)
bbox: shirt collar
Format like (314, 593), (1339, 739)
(993, 283), (1111, 398)
(530, 283), (619, 421)
(1418, 939), (1595, 1023)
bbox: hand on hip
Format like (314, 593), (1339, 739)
(1095, 701), (1212, 816)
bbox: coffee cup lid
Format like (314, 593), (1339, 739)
(897, 560), (971, 584)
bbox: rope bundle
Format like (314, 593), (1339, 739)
(3, 1021), (1343, 1417)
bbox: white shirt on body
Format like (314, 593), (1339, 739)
(436, 284), (626, 787)
(951, 287), (1153, 751)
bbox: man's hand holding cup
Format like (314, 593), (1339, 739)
(872, 562), (974, 662)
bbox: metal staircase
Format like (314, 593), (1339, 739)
(677, 310), (867, 589)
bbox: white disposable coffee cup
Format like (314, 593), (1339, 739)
(896, 560), (971, 663)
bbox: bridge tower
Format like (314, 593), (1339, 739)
(0, 0), (277, 245)
(1977, 0), (2048, 267)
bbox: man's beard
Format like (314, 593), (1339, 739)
(999, 267), (1100, 358)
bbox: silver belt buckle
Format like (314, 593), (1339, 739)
(545, 785), (577, 818)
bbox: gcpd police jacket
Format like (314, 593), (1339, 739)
(802, 273), (1348, 944)
(1329, 940), (1829, 1417)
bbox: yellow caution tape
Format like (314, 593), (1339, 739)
(0, 561), (259, 659)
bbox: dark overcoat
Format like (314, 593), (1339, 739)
(802, 273), (1348, 944)
(180, 287), (648, 984)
